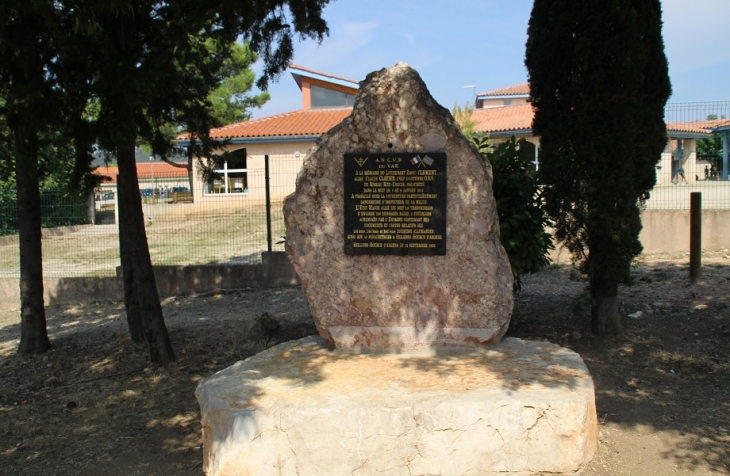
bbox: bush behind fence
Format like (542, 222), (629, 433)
(0, 189), (91, 237)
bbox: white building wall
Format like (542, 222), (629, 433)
(477, 97), (530, 109)
(191, 140), (315, 205)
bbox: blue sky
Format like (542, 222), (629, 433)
(251, 0), (730, 119)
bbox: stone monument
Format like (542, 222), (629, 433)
(195, 63), (597, 475)
(283, 63), (513, 350)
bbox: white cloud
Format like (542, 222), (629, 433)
(293, 20), (379, 74)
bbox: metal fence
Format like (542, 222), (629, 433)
(503, 101), (730, 210)
(646, 101), (730, 209)
(0, 189), (92, 236)
(1, 106), (729, 279)
(0, 154), (303, 278)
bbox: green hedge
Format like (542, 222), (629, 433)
(0, 189), (90, 237)
(474, 136), (554, 291)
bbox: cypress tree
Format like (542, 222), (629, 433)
(525, 0), (671, 335)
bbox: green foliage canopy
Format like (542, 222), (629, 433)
(0, 0), (331, 359)
(452, 102), (477, 138)
(65, 0), (331, 363)
(207, 41), (271, 127)
(473, 136), (553, 290)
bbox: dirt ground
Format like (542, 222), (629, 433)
(1, 251), (729, 475)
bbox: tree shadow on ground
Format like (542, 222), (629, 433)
(509, 261), (730, 473)
(0, 289), (315, 475)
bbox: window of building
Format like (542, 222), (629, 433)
(504, 99), (512, 106)
(310, 84), (355, 108)
(205, 149), (248, 195)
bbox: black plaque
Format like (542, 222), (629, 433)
(344, 152), (447, 255)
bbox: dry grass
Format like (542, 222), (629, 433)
(510, 249), (730, 475)
(0, 202), (288, 278)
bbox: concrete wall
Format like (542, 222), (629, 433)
(0, 252), (300, 310)
(0, 276), (125, 309)
(639, 208), (730, 254)
(549, 209), (730, 263)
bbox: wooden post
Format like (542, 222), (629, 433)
(689, 192), (701, 283)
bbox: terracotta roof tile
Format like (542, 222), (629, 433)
(179, 108), (352, 141)
(94, 166), (118, 183)
(666, 118), (730, 135)
(94, 162), (189, 183)
(472, 103), (534, 133)
(135, 162), (189, 179)
(472, 103), (723, 138)
(477, 83), (530, 97)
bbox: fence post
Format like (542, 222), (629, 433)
(116, 176), (123, 268)
(723, 130), (729, 181)
(689, 192), (701, 283)
(265, 154), (272, 252)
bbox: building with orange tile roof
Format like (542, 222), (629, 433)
(472, 103), (534, 137)
(177, 68), (726, 200)
(476, 83), (530, 109)
(94, 162), (190, 184)
(470, 83), (729, 186)
(199, 108), (351, 141)
(176, 64), (358, 204)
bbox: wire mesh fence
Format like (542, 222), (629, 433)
(1, 108), (729, 280)
(0, 189), (92, 236)
(646, 101), (730, 209)
(0, 154), (303, 278)
(642, 182), (730, 210)
(496, 102), (730, 210)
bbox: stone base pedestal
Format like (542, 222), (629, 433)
(195, 337), (597, 476)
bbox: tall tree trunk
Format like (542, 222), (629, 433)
(590, 277), (625, 336)
(119, 215), (145, 343)
(15, 122), (51, 355)
(117, 134), (175, 363)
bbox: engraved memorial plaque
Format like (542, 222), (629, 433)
(344, 152), (446, 255)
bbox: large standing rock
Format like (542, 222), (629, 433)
(284, 63), (513, 349)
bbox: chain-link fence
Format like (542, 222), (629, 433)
(0, 154), (303, 278)
(489, 102), (730, 210)
(2, 112), (729, 279)
(642, 101), (730, 209)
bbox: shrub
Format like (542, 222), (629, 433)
(474, 135), (553, 290)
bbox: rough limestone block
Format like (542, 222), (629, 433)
(283, 63), (513, 349)
(195, 336), (597, 476)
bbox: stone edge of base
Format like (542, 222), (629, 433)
(328, 325), (507, 349)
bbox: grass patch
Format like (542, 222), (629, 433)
(0, 201), (286, 278)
